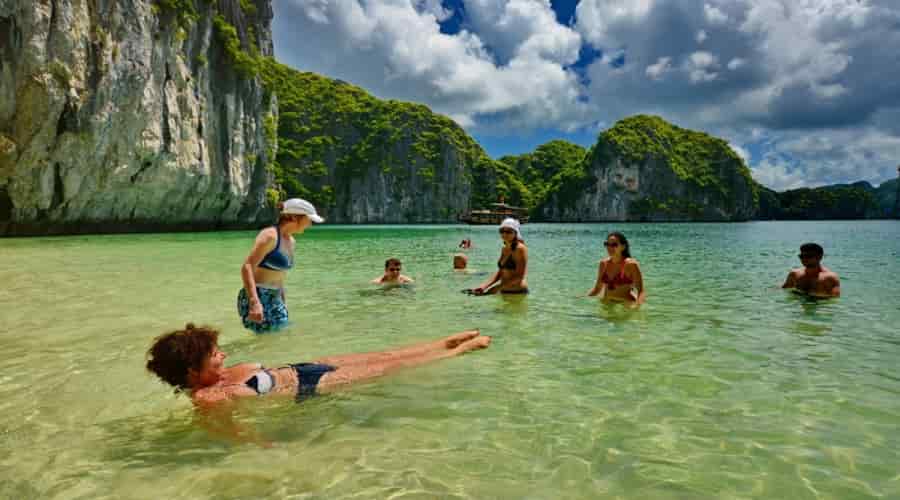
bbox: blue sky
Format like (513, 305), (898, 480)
(272, 0), (900, 190)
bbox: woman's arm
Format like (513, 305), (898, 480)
(474, 270), (501, 294)
(194, 395), (272, 447)
(241, 229), (277, 322)
(510, 245), (528, 282)
(587, 261), (606, 296)
(628, 260), (646, 304)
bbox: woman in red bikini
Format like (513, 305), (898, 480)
(587, 232), (646, 304)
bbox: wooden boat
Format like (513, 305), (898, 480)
(458, 202), (530, 225)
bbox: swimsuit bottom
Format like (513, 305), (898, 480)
(290, 363), (337, 401)
(237, 286), (289, 333)
(245, 363), (337, 401)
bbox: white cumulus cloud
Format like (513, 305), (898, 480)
(645, 56), (673, 80)
(685, 51), (719, 83)
(696, 29), (707, 44)
(574, 0), (655, 48)
(704, 3), (729, 25)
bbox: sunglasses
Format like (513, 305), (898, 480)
(603, 241), (620, 248)
(388, 267), (402, 271)
(499, 229), (515, 234)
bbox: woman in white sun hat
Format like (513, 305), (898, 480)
(237, 198), (324, 333)
(469, 217), (529, 295)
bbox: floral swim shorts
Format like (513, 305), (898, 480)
(237, 287), (289, 333)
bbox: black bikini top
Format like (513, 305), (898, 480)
(498, 240), (522, 271)
(498, 254), (517, 270)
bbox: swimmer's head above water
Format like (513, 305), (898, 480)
(798, 242), (824, 268)
(146, 323), (223, 391)
(453, 253), (468, 270)
(605, 232), (632, 259)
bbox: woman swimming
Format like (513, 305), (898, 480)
(470, 218), (528, 295)
(238, 198), (323, 333)
(587, 232), (646, 304)
(146, 323), (491, 407)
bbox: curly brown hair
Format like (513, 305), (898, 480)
(146, 323), (219, 390)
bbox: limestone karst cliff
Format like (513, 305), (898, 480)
(0, 0), (277, 235)
(536, 115), (758, 222)
(259, 59), (517, 224)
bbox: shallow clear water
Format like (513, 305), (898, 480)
(1, 221), (899, 499)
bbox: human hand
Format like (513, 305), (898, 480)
(473, 287), (485, 296)
(249, 301), (264, 322)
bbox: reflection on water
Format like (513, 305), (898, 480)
(1, 221), (899, 499)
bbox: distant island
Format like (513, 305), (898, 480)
(1, 0), (897, 235)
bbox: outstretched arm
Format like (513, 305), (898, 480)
(587, 262), (606, 296)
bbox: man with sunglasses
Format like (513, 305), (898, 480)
(372, 258), (414, 285)
(781, 243), (841, 297)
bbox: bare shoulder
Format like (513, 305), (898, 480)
(192, 387), (232, 406)
(624, 258), (641, 268)
(824, 270), (841, 282)
(256, 226), (277, 243)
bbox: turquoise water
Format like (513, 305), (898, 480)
(1, 221), (899, 499)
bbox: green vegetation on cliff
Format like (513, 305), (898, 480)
(258, 56), (582, 217)
(212, 14), (261, 79)
(530, 115), (759, 220)
(499, 140), (587, 209)
(258, 58), (498, 213)
(761, 183), (879, 219)
(599, 115), (757, 202)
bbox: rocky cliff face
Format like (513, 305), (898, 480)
(884, 175), (900, 218)
(537, 116), (757, 222)
(0, 0), (277, 235)
(259, 60), (490, 224)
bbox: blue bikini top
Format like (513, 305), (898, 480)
(259, 226), (293, 271)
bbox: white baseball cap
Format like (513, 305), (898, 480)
(499, 217), (521, 238)
(281, 198), (324, 223)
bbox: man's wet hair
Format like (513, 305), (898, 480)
(800, 243), (824, 257)
(385, 257), (402, 269)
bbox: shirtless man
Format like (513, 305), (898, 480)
(782, 243), (841, 297)
(372, 258), (414, 285)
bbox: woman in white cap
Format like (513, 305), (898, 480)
(238, 198), (324, 333)
(471, 217), (529, 295)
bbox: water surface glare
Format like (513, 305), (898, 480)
(1, 222), (899, 499)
